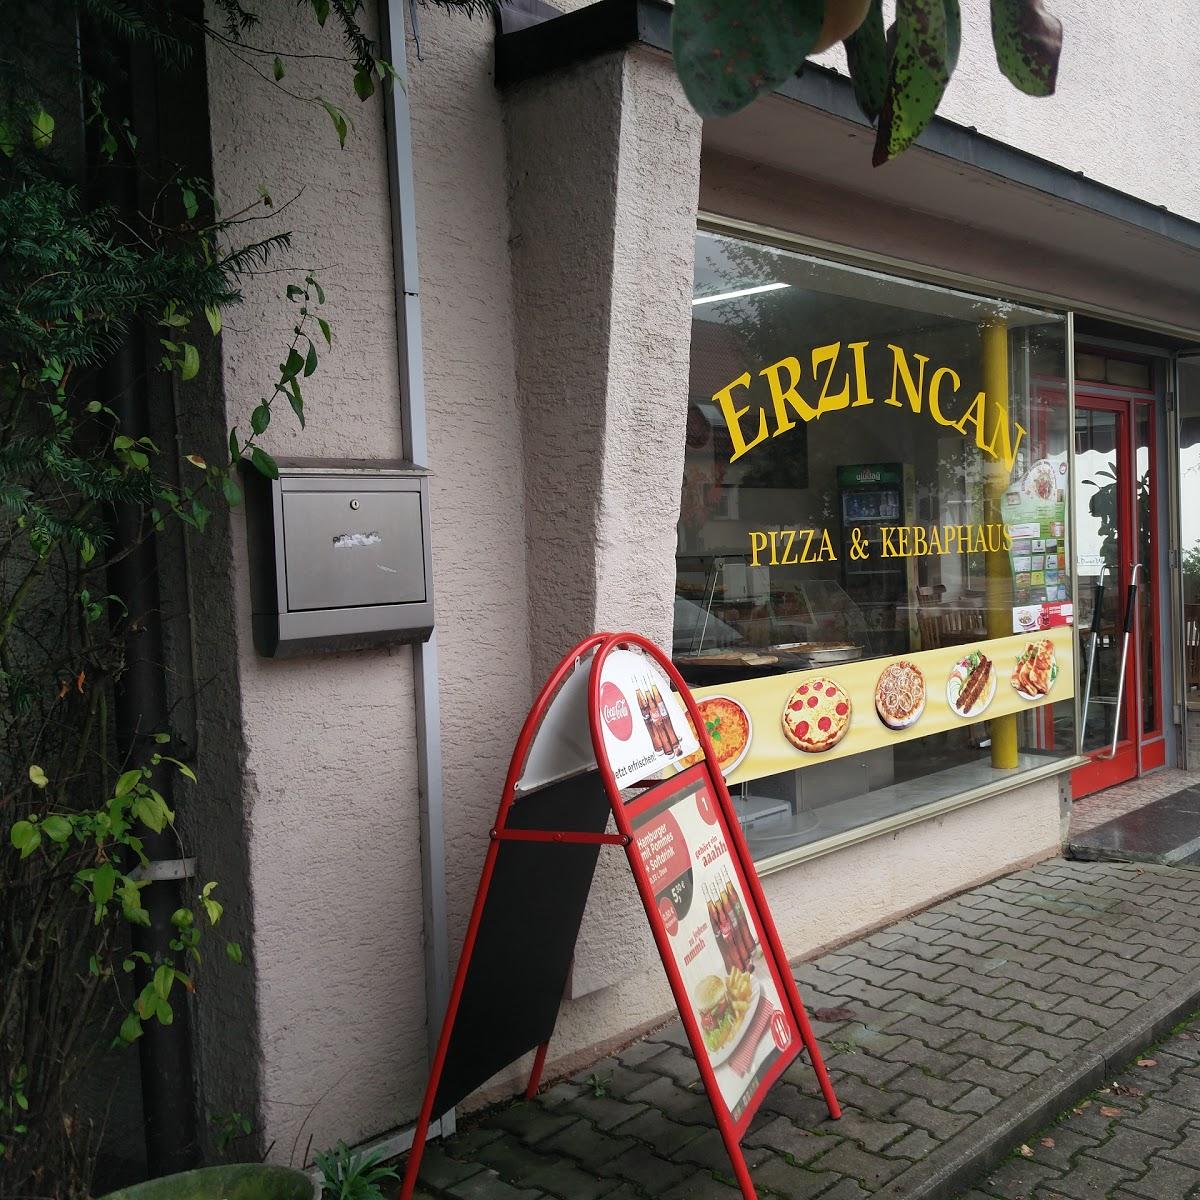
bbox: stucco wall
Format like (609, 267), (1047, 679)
(203, 0), (426, 1158)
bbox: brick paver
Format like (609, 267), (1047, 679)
(963, 1015), (1200, 1197)
(410, 859), (1200, 1200)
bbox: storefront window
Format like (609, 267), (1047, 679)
(676, 231), (1077, 864)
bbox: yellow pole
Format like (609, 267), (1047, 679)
(982, 321), (1019, 770)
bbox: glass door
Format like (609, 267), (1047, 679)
(1072, 390), (1161, 797)
(1175, 356), (1200, 769)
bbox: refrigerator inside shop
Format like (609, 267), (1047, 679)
(837, 463), (913, 655)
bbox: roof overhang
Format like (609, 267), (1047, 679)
(497, 0), (1200, 339)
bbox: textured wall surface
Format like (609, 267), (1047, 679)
(809, 1), (1199, 221)
(203, 0), (426, 1157)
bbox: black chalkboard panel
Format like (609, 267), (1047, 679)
(432, 769), (612, 1113)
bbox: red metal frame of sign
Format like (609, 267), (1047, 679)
(399, 632), (839, 1200)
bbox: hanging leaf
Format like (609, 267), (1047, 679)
(303, 340), (318, 377)
(991, 0), (1061, 96)
(353, 67), (375, 101)
(251, 403), (271, 435)
(179, 342), (200, 381)
(672, 0), (824, 119)
(204, 305), (222, 335)
(28, 764), (48, 788)
(320, 100), (348, 148)
(317, 317), (332, 346)
(287, 379), (305, 429)
(944, 0), (962, 77)
(874, 0), (954, 165)
(250, 447), (279, 480)
(222, 475), (243, 507)
(845, 0), (887, 121)
(273, 56), (286, 81)
(30, 107), (55, 149)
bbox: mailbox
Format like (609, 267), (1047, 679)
(243, 459), (433, 657)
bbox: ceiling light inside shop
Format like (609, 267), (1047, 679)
(691, 282), (789, 306)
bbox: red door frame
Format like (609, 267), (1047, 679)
(1071, 387), (1164, 798)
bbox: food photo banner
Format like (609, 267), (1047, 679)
(687, 627), (1074, 787)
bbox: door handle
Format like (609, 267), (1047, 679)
(1100, 562), (1143, 760)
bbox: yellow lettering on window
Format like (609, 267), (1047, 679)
(713, 373), (766, 463)
(884, 345), (929, 412)
(759, 356), (817, 434)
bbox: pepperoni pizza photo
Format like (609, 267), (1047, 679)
(781, 677), (852, 753)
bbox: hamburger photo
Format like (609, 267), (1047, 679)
(696, 974), (739, 1052)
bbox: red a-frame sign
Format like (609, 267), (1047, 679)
(400, 633), (840, 1200)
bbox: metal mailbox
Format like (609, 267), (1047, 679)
(243, 459), (433, 657)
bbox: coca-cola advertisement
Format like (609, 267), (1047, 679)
(596, 649), (699, 785)
(627, 764), (800, 1132)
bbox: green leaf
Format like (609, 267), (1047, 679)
(317, 317), (332, 346)
(41, 815), (71, 843)
(303, 340), (318, 377)
(990, 0), (1061, 96)
(282, 346), (305, 380)
(250, 447), (279, 480)
(229, 426), (240, 461)
(287, 379), (305, 429)
(226, 941), (245, 964)
(222, 475), (243, 506)
(844, 0), (887, 121)
(311, 0), (330, 23)
(119, 1012), (143, 1044)
(10, 820), (40, 858)
(115, 769), (142, 798)
(0, 118), (15, 156)
(204, 304), (223, 335)
(320, 100), (348, 148)
(671, 0), (823, 119)
(354, 67), (375, 101)
(153, 963), (175, 999)
(92, 863), (117, 910)
(181, 187), (199, 219)
(161, 755), (197, 783)
(251, 403), (271, 435)
(312, 279), (326, 305)
(945, 0), (962, 76)
(30, 107), (55, 149)
(28, 764), (48, 788)
(179, 342), (200, 381)
(286, 284), (305, 301)
(202, 882), (224, 926)
(273, 55), (286, 81)
(874, 0), (954, 165)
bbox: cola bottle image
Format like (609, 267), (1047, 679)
(650, 682), (683, 756)
(636, 686), (666, 754)
(705, 884), (734, 971)
(724, 869), (758, 963)
(717, 874), (750, 970)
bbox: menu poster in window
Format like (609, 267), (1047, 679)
(628, 765), (799, 1130)
(1004, 458), (1069, 615)
(596, 649), (700, 786)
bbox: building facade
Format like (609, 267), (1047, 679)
(178, 0), (1200, 1167)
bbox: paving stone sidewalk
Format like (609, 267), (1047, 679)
(410, 859), (1200, 1200)
(961, 1014), (1200, 1199)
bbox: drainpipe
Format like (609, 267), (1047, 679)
(379, 0), (455, 1143)
(83, 30), (200, 1178)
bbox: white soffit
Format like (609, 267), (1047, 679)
(701, 91), (1200, 327)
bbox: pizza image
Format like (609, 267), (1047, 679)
(782, 677), (851, 753)
(874, 661), (926, 730)
(1013, 639), (1058, 699)
(684, 696), (753, 775)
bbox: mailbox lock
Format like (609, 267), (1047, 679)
(349, 498), (360, 510)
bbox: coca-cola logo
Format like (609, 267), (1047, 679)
(599, 681), (633, 741)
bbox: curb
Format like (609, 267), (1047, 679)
(873, 967), (1200, 1199)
